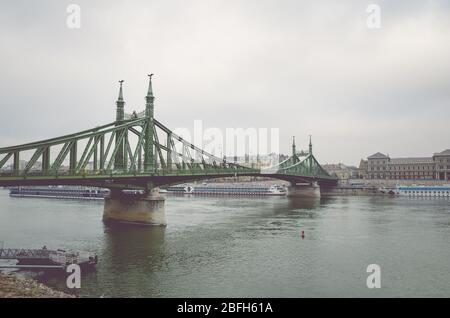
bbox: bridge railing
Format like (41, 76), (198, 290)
(0, 248), (52, 260)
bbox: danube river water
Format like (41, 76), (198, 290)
(0, 188), (449, 297)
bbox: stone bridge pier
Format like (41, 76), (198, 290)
(103, 185), (166, 226)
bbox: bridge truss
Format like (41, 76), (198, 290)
(0, 76), (336, 189)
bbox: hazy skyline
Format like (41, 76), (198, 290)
(1, 0), (450, 165)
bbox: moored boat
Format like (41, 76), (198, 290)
(395, 185), (450, 197)
(0, 247), (98, 270)
(161, 184), (287, 196)
(9, 186), (109, 200)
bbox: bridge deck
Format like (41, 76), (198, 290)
(0, 170), (337, 189)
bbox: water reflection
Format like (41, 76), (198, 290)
(235, 196), (325, 236)
(286, 196), (320, 210)
(102, 224), (166, 272)
(319, 195), (337, 206)
(272, 195), (336, 214)
(80, 224), (167, 297)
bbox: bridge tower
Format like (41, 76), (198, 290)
(114, 80), (126, 170)
(291, 136), (298, 164)
(144, 74), (155, 173)
(103, 75), (166, 226)
(292, 136), (296, 157)
(309, 135), (313, 155)
(287, 135), (320, 198)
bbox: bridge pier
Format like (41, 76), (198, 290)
(287, 182), (320, 198)
(103, 188), (166, 226)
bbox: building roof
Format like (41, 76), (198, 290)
(434, 149), (450, 156)
(368, 152), (389, 159)
(389, 157), (433, 165)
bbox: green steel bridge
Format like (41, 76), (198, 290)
(0, 75), (337, 191)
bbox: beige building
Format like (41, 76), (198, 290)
(433, 149), (450, 180)
(366, 152), (389, 179)
(363, 149), (450, 180)
(387, 157), (435, 180)
(357, 159), (368, 179)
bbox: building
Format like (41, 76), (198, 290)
(357, 159), (368, 179)
(1, 160), (27, 172)
(366, 152), (389, 179)
(433, 149), (450, 180)
(363, 149), (450, 180)
(387, 157), (434, 180)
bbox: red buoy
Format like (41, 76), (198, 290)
(301, 230), (305, 239)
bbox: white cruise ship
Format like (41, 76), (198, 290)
(160, 184), (287, 196)
(396, 185), (450, 197)
(9, 186), (109, 200)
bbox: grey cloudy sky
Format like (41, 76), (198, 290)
(1, 0), (449, 165)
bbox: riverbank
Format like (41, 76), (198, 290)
(0, 273), (74, 298)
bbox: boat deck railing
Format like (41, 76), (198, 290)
(0, 248), (53, 260)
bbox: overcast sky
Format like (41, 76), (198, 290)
(1, 0), (449, 165)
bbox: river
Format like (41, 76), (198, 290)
(0, 189), (449, 297)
